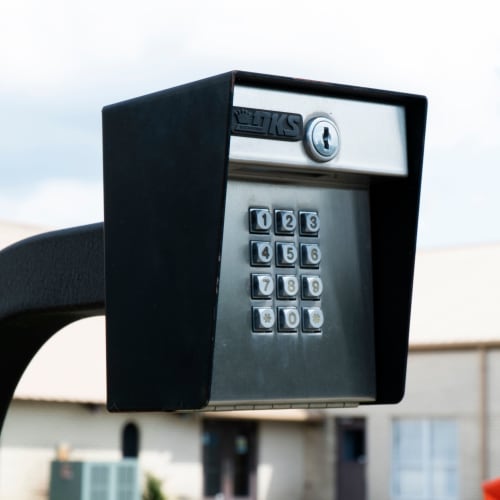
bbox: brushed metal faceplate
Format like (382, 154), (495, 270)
(209, 178), (376, 409)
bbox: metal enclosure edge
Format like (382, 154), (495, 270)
(103, 73), (234, 411)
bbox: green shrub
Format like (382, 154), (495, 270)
(142, 473), (167, 500)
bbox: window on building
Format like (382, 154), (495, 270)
(392, 419), (458, 500)
(122, 422), (140, 458)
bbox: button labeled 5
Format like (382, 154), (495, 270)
(276, 242), (298, 267)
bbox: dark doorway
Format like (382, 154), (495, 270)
(202, 419), (257, 500)
(336, 418), (366, 500)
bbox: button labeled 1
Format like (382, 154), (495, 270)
(249, 208), (272, 233)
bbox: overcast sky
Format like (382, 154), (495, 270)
(1, 0), (499, 248)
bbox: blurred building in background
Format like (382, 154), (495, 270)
(1, 220), (499, 500)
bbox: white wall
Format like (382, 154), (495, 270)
(1, 401), (317, 500)
(329, 349), (486, 500)
(257, 421), (305, 500)
(0, 401), (203, 500)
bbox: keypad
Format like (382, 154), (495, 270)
(248, 207), (323, 334)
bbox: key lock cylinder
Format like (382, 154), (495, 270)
(304, 116), (340, 162)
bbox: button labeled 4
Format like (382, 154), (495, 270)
(250, 241), (273, 266)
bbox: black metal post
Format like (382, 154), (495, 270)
(0, 223), (105, 431)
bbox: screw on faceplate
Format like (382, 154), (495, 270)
(304, 116), (340, 162)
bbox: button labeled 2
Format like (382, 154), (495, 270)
(275, 210), (297, 234)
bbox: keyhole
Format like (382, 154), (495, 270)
(323, 127), (330, 150)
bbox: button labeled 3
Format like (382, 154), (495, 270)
(300, 211), (320, 235)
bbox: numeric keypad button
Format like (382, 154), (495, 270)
(253, 307), (275, 332)
(277, 275), (299, 299)
(250, 241), (273, 266)
(300, 211), (320, 236)
(302, 307), (324, 332)
(302, 275), (323, 299)
(251, 274), (274, 299)
(300, 244), (321, 268)
(276, 242), (298, 267)
(275, 210), (297, 234)
(277, 307), (300, 332)
(249, 208), (272, 233)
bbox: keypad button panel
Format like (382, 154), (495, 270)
(248, 207), (323, 334)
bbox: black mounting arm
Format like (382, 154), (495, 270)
(0, 223), (105, 431)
